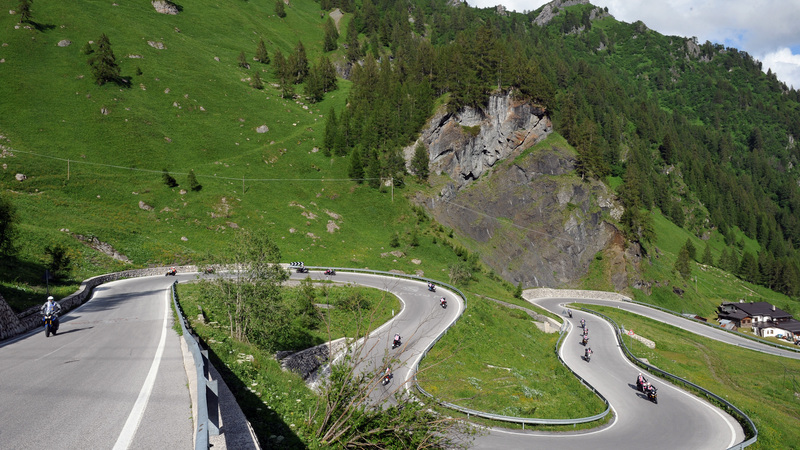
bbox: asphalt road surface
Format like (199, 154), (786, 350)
(469, 299), (745, 449)
(288, 270), (462, 404)
(0, 276), (193, 450)
(0, 271), (759, 449)
(297, 272), (745, 449)
(562, 297), (800, 360)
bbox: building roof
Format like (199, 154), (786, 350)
(726, 302), (792, 319)
(718, 310), (748, 321)
(770, 319), (800, 334)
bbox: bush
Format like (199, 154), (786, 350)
(45, 243), (72, 279)
(162, 169), (178, 188)
(449, 261), (473, 285)
(188, 169), (202, 191)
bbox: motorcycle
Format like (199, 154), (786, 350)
(296, 267), (309, 273)
(584, 350), (591, 362)
(568, 309), (573, 318)
(440, 299), (447, 309)
(382, 373), (393, 386)
(582, 336), (589, 346)
(647, 387), (658, 404)
(636, 377), (648, 392)
(428, 284), (436, 292)
(580, 319), (586, 328)
(392, 337), (402, 349)
(324, 268), (336, 276)
(42, 311), (59, 337)
(165, 268), (177, 276)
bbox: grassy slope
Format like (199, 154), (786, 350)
(419, 295), (606, 420)
(0, 0), (464, 310)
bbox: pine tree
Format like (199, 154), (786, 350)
(88, 34), (121, 85)
(252, 71), (264, 90)
(237, 51), (249, 69)
(288, 41), (309, 84)
(349, 148), (364, 182)
(323, 17), (339, 52)
(18, 0), (32, 23)
(674, 245), (691, 279)
(275, 0), (286, 18)
(684, 238), (697, 261)
(411, 143), (429, 182)
(188, 169), (202, 191)
(345, 18), (362, 62)
(738, 252), (757, 282)
(304, 64), (324, 103)
(323, 108), (337, 157)
(273, 50), (294, 99)
(256, 39), (269, 64)
(365, 149), (381, 188)
(701, 243), (713, 265)
(318, 55), (338, 92)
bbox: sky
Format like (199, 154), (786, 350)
(466, 0), (800, 89)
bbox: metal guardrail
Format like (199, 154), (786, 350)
(620, 298), (800, 354)
(583, 307), (757, 450)
(171, 281), (220, 450)
(304, 267), (611, 427)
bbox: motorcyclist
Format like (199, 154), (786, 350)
(440, 297), (446, 306)
(637, 372), (646, 390)
(427, 281), (434, 290)
(580, 318), (585, 328)
(393, 333), (401, 347)
(41, 296), (62, 330)
(585, 347), (592, 359)
(567, 309), (573, 318)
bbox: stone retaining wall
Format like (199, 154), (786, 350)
(0, 266), (197, 341)
(523, 288), (631, 303)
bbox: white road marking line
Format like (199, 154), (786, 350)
(112, 289), (169, 450)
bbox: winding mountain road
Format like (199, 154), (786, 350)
(1, 271), (770, 449)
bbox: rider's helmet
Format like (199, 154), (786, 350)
(47, 296), (54, 301)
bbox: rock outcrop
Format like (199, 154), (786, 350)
(406, 93), (552, 190)
(425, 144), (626, 288)
(412, 93), (632, 289)
(152, 0), (179, 15)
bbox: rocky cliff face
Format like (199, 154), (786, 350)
(410, 93), (633, 289)
(405, 94), (552, 190)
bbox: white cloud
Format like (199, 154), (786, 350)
(466, 0), (800, 88)
(761, 48), (800, 90)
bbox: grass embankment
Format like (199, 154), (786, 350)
(177, 281), (400, 448)
(581, 304), (800, 449)
(418, 296), (606, 424)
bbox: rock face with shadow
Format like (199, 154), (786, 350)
(409, 93), (637, 290)
(405, 93), (553, 189)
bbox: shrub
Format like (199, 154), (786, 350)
(162, 169), (178, 188)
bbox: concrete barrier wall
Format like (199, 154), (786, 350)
(0, 266), (197, 341)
